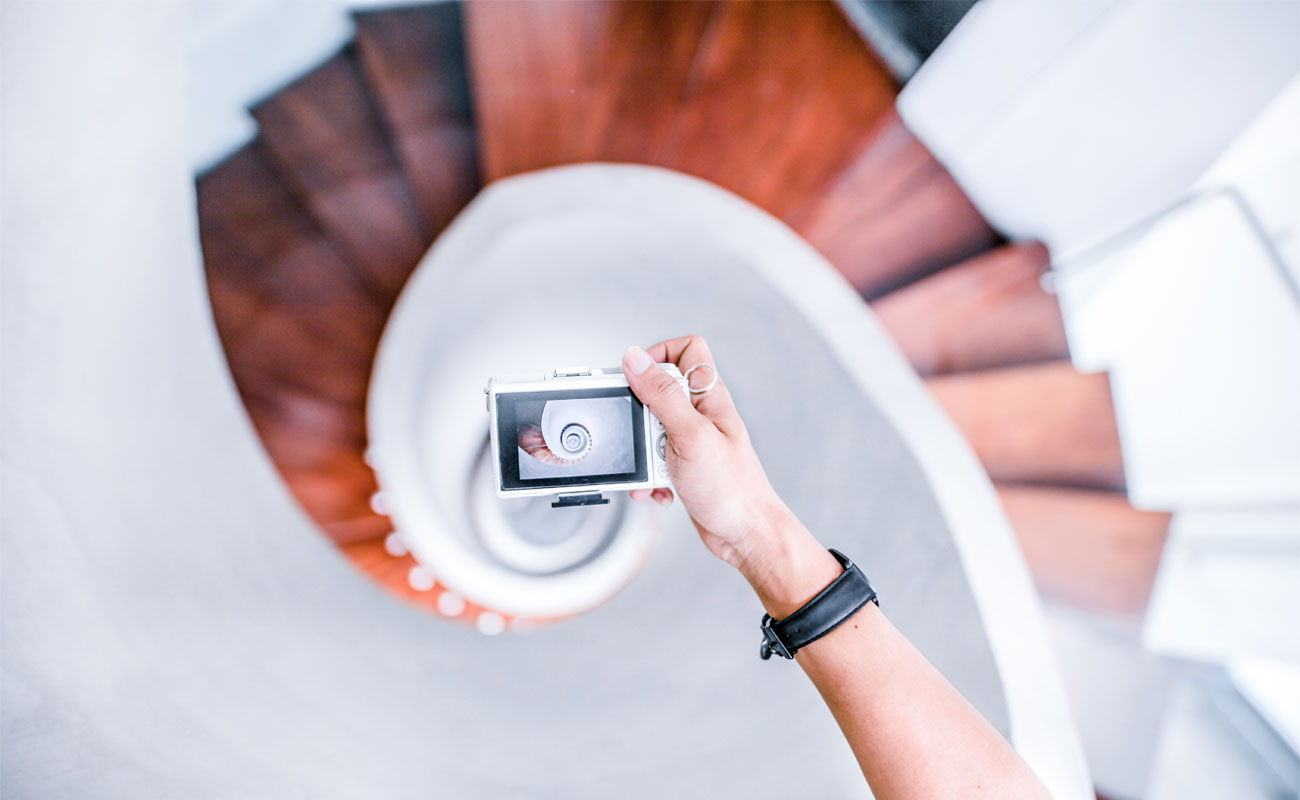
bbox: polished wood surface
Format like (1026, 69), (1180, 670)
(658, 0), (898, 221)
(199, 6), (484, 554)
(197, 147), (382, 396)
(253, 51), (429, 300)
(999, 485), (1171, 615)
(466, 0), (896, 221)
(873, 241), (1069, 376)
(466, 1), (996, 298)
(355, 4), (480, 232)
(928, 361), (1127, 491)
(795, 110), (1000, 298)
(467, 0), (716, 177)
(197, 145), (386, 543)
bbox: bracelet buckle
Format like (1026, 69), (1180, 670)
(759, 615), (793, 660)
(757, 549), (877, 663)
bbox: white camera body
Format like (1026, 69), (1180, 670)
(485, 365), (685, 504)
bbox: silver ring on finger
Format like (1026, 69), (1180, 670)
(684, 363), (718, 394)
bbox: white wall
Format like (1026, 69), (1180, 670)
(899, 4), (1300, 792)
(900, 0), (1300, 263)
(189, 0), (454, 172)
(900, 0), (1300, 511)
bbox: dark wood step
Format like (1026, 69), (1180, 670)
(466, 0), (717, 179)
(324, 514), (395, 548)
(196, 145), (388, 539)
(872, 241), (1068, 376)
(196, 146), (385, 382)
(655, 0), (898, 221)
(794, 110), (1000, 299)
(354, 3), (480, 233)
(226, 320), (377, 537)
(927, 361), (1127, 491)
(245, 382), (384, 541)
(235, 366), (380, 539)
(252, 50), (429, 303)
(195, 146), (382, 403)
(252, 392), (367, 468)
(198, 218), (276, 348)
(998, 484), (1170, 615)
(466, 0), (896, 222)
(225, 308), (372, 412)
(786, 109), (931, 228)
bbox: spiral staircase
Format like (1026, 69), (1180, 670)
(195, 0), (1169, 625)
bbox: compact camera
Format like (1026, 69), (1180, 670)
(484, 365), (687, 506)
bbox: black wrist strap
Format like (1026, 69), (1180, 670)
(759, 549), (878, 660)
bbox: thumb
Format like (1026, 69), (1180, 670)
(622, 346), (706, 437)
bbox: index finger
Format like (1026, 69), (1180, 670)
(644, 335), (744, 435)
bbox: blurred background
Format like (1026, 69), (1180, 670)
(4, 1), (1298, 798)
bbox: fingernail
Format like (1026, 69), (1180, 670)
(624, 346), (653, 376)
(654, 494), (671, 508)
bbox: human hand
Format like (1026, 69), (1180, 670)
(624, 345), (1049, 800)
(621, 336), (794, 571)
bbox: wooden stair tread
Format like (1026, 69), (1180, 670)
(786, 109), (930, 228)
(872, 241), (1069, 376)
(197, 146), (386, 538)
(324, 514), (394, 547)
(198, 221), (276, 348)
(466, 0), (717, 179)
(225, 319), (377, 537)
(239, 372), (379, 538)
(230, 313), (371, 412)
(998, 484), (1170, 615)
(795, 110), (999, 298)
(354, 4), (480, 233)
(927, 360), (1126, 491)
(657, 0), (898, 220)
(246, 383), (382, 538)
(196, 147), (382, 410)
(197, 146), (386, 357)
(252, 50), (429, 302)
(466, 0), (897, 222)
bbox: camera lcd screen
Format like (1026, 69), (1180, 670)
(495, 387), (648, 490)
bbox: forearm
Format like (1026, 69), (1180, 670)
(623, 336), (1049, 796)
(737, 507), (1052, 800)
